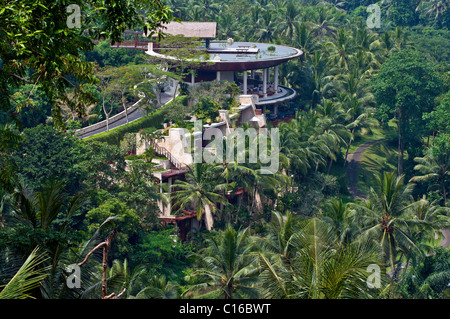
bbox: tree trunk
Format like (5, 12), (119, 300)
(327, 155), (334, 175)
(157, 87), (162, 107)
(443, 181), (447, 204)
(102, 97), (109, 132)
(204, 204), (214, 231)
(102, 244), (108, 299)
(397, 108), (404, 176)
(173, 81), (179, 102)
(123, 101), (129, 124)
(77, 229), (118, 299)
(343, 128), (355, 167)
(122, 91), (129, 124)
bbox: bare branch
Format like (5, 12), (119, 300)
(77, 242), (106, 267)
(11, 74), (32, 83)
(27, 75), (41, 100)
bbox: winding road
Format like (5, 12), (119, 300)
(345, 139), (385, 199)
(77, 92), (174, 139)
(345, 138), (449, 248)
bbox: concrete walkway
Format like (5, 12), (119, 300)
(77, 92), (174, 139)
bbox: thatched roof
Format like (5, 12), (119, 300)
(147, 21), (217, 39)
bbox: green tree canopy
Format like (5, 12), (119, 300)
(372, 49), (443, 174)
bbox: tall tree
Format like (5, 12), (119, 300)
(410, 133), (449, 203)
(106, 66), (144, 124)
(372, 49), (442, 175)
(185, 225), (260, 299)
(171, 163), (227, 231)
(348, 172), (422, 269)
(258, 217), (383, 299)
(0, 0), (173, 130)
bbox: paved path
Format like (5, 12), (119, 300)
(345, 138), (450, 248)
(77, 92), (174, 139)
(345, 139), (385, 199)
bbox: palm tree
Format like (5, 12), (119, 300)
(104, 259), (179, 299)
(185, 224), (260, 299)
(0, 124), (22, 190)
(307, 51), (334, 104)
(315, 98), (352, 173)
(321, 198), (356, 246)
(258, 217), (383, 299)
(410, 138), (449, 203)
(325, 28), (355, 71)
(319, 0), (347, 11)
(219, 130), (286, 217)
(255, 211), (299, 263)
(7, 178), (85, 298)
(380, 27), (410, 56)
(308, 6), (338, 40)
(276, 1), (301, 40)
(0, 247), (49, 299)
(171, 163), (228, 231)
(397, 246), (450, 298)
(291, 22), (318, 60)
(10, 178), (83, 233)
(416, 0), (450, 20)
(333, 67), (378, 165)
(213, 160), (256, 221)
(348, 172), (423, 269)
(184, 4), (203, 22)
(218, 13), (238, 40)
(192, 0), (221, 21)
(255, 10), (277, 43)
(279, 111), (329, 178)
(133, 275), (179, 299)
(406, 196), (450, 254)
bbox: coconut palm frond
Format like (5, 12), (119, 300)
(0, 247), (49, 299)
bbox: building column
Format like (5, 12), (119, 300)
(243, 70), (248, 94)
(274, 65), (279, 91)
(263, 68), (268, 97)
(251, 70), (255, 79)
(216, 71), (221, 81)
(191, 72), (195, 86)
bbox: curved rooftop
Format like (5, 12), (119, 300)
(147, 41), (302, 72)
(200, 41), (302, 71)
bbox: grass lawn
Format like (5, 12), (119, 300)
(356, 139), (407, 194)
(347, 120), (397, 154)
(329, 121), (398, 199)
